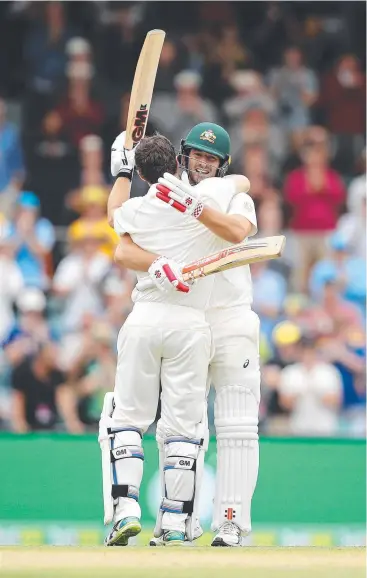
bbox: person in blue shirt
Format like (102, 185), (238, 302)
(0, 99), (25, 215)
(310, 233), (366, 316)
(3, 191), (55, 289)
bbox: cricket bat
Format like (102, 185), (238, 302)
(137, 235), (286, 290)
(125, 29), (166, 150)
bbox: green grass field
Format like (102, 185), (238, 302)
(0, 546), (365, 578)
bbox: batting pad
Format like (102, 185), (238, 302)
(99, 393), (144, 525)
(212, 385), (259, 534)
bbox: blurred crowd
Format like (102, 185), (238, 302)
(0, 1), (365, 437)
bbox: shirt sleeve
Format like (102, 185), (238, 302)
(227, 192), (258, 236)
(36, 219), (56, 251)
(113, 198), (142, 236)
(279, 365), (305, 396)
(53, 258), (78, 291)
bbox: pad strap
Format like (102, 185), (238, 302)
(112, 484), (139, 501)
(160, 497), (194, 515)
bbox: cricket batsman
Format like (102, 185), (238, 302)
(113, 122), (260, 547)
(100, 130), (253, 546)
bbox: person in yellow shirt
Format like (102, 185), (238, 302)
(68, 186), (119, 259)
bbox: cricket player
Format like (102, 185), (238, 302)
(113, 122), (260, 547)
(100, 130), (252, 546)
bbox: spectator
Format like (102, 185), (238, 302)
(336, 150), (366, 259)
(53, 60), (104, 148)
(154, 38), (185, 93)
(69, 321), (116, 427)
(3, 192), (55, 289)
(231, 105), (288, 183)
(64, 135), (109, 225)
(261, 321), (302, 434)
(150, 70), (218, 148)
(67, 186), (118, 259)
(279, 334), (342, 436)
(223, 70), (276, 124)
(52, 227), (112, 335)
(306, 280), (363, 338)
(11, 341), (83, 433)
(23, 1), (74, 95)
(318, 54), (365, 176)
(268, 46), (319, 133)
(284, 140), (346, 292)
(0, 230), (24, 343)
(251, 260), (288, 343)
(2, 288), (54, 369)
(215, 25), (250, 78)
(319, 325), (366, 437)
(309, 234), (366, 314)
(0, 99), (25, 217)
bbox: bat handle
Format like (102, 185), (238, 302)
(136, 277), (154, 291)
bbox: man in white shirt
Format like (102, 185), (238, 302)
(100, 129), (254, 547)
(113, 122), (260, 547)
(279, 335), (342, 436)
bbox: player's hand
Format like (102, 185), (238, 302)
(111, 131), (136, 180)
(148, 256), (190, 293)
(156, 173), (204, 219)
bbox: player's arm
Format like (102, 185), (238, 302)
(107, 131), (136, 226)
(156, 173), (256, 244)
(114, 234), (158, 272)
(198, 208), (252, 244)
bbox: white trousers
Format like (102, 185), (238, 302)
(113, 302), (212, 439)
(111, 302), (212, 524)
(206, 305), (261, 535)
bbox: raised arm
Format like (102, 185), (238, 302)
(107, 131), (136, 226)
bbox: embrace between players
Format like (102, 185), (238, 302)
(99, 122), (260, 547)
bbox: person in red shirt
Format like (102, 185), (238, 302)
(318, 54), (366, 176)
(284, 138), (346, 292)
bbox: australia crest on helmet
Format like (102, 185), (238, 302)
(200, 129), (216, 144)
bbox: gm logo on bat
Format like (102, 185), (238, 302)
(132, 104), (148, 145)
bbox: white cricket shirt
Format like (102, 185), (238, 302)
(206, 179), (258, 310)
(113, 177), (241, 309)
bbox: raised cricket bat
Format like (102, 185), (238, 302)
(125, 29), (166, 150)
(137, 235), (286, 290)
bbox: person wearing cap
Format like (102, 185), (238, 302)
(261, 321), (302, 434)
(111, 122), (260, 547)
(68, 186), (119, 259)
(2, 287), (56, 370)
(53, 224), (111, 336)
(150, 70), (218, 148)
(2, 191), (55, 290)
(310, 232), (366, 315)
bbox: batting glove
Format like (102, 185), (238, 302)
(111, 131), (137, 180)
(156, 173), (204, 219)
(148, 256), (190, 293)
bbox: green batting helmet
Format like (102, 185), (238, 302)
(180, 122), (231, 177)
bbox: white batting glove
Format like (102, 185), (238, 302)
(111, 131), (136, 180)
(148, 256), (190, 293)
(156, 173), (204, 219)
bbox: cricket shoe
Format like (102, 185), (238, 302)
(149, 530), (185, 546)
(211, 521), (242, 547)
(149, 519), (203, 546)
(104, 516), (141, 546)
